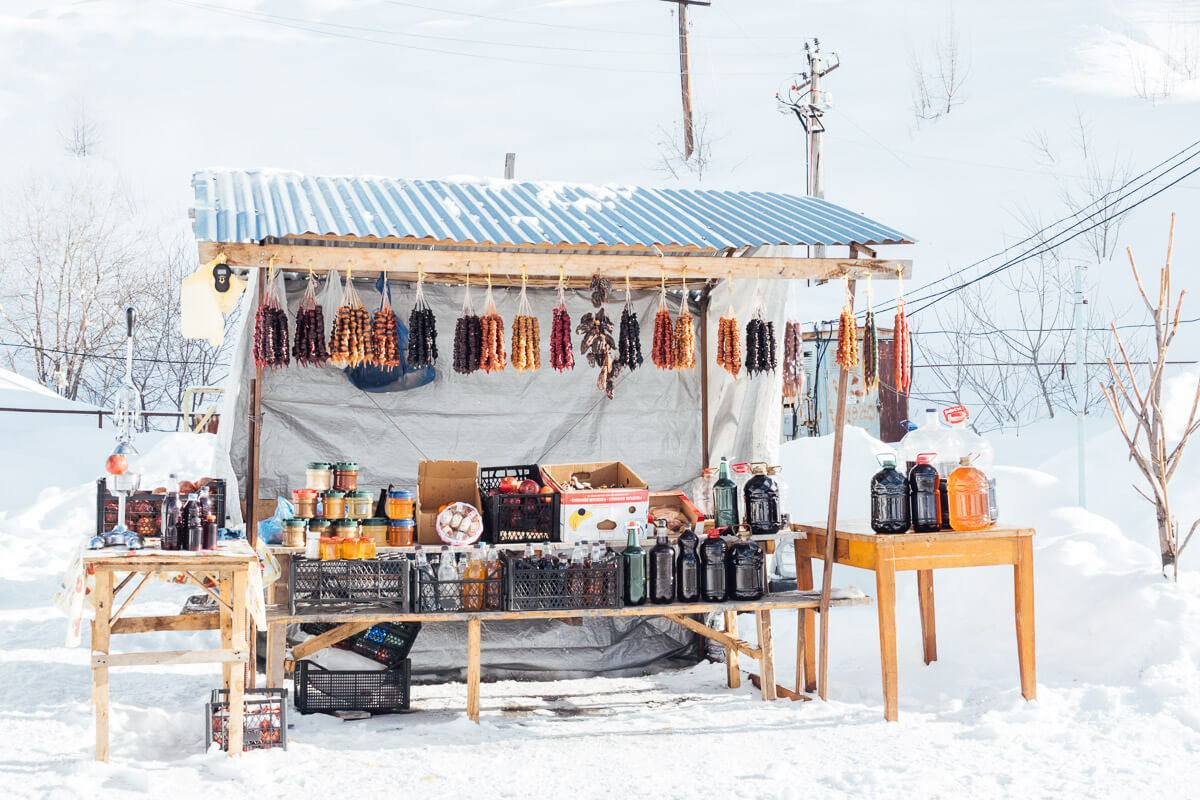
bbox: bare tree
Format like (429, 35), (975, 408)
(655, 113), (714, 181)
(1102, 215), (1199, 580)
(910, 7), (969, 123)
(60, 102), (102, 158)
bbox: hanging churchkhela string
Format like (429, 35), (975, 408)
(862, 276), (879, 391)
(329, 264), (374, 367)
(835, 275), (859, 368)
(406, 265), (438, 367)
(651, 270), (675, 370)
(453, 265), (482, 375)
(292, 261), (329, 367)
(744, 271), (777, 376)
(511, 267), (541, 372)
(617, 268), (644, 371)
(673, 268), (695, 370)
(372, 272), (401, 369)
(716, 274), (741, 378)
(478, 269), (507, 373)
(253, 257), (290, 369)
(550, 268), (574, 372)
(781, 319), (804, 401)
(893, 268), (912, 394)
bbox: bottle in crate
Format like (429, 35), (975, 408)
(676, 527), (700, 602)
(463, 543), (486, 610)
(161, 475), (181, 551)
(648, 522), (676, 604)
(568, 542), (587, 599)
(622, 522), (647, 606)
(437, 546), (459, 611)
(484, 546), (503, 610)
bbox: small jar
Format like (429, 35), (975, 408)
(308, 518), (332, 537)
(334, 518), (360, 540)
(306, 462), (333, 492)
(337, 535), (360, 560)
(304, 529), (321, 559)
(346, 490), (374, 520)
(360, 517), (388, 546)
(386, 489), (416, 520)
(281, 518), (307, 548)
(292, 489), (319, 519)
(318, 536), (339, 561)
(357, 536), (377, 559)
(322, 490), (347, 519)
(333, 461), (360, 492)
(388, 518), (415, 547)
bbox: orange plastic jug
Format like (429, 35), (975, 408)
(948, 457), (991, 531)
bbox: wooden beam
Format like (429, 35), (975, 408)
(92, 649), (248, 668)
(246, 267), (264, 548)
(663, 613), (762, 658)
(111, 614), (221, 634)
(290, 621), (375, 662)
(747, 672), (809, 701)
(699, 285), (712, 469)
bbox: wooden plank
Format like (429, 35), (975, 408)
(748, 672), (809, 701)
(93, 649), (249, 668)
(267, 622), (287, 689)
(917, 569), (937, 665)
(662, 612), (761, 659)
(112, 614), (220, 634)
(875, 542), (899, 722)
(92, 569), (113, 762)
(1014, 535), (1037, 701)
(755, 610), (776, 701)
(722, 611), (741, 688)
(228, 570), (248, 756)
(109, 573), (152, 625)
(290, 622), (375, 662)
(699, 286), (711, 469)
(794, 554), (817, 694)
(184, 571), (233, 614)
(793, 520), (1036, 542)
(887, 537), (1020, 570)
(219, 574), (233, 689)
(466, 618), (482, 724)
(84, 554), (256, 570)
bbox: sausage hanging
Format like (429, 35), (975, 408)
(716, 315), (741, 378)
(452, 276), (482, 375)
(550, 278), (574, 372)
(511, 273), (540, 372)
(253, 264), (289, 369)
(894, 299), (912, 394)
(406, 272), (438, 367)
(292, 274), (329, 367)
(478, 276), (506, 373)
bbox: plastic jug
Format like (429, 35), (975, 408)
(949, 456), (991, 531)
(725, 527), (764, 601)
(897, 409), (948, 473)
(676, 528), (700, 602)
(699, 529), (728, 601)
(942, 406), (998, 524)
(743, 462), (781, 535)
(870, 454), (910, 534)
(908, 453), (941, 533)
(648, 522), (676, 604)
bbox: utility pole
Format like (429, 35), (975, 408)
(660, 0), (710, 161)
(1075, 264), (1088, 507)
(504, 152), (516, 179)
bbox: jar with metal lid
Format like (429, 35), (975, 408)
(346, 490), (374, 520)
(388, 518), (415, 547)
(334, 518), (360, 540)
(318, 537), (339, 561)
(360, 517), (387, 545)
(281, 518), (307, 548)
(306, 462), (333, 491)
(292, 489), (319, 519)
(333, 462), (360, 492)
(357, 536), (377, 559)
(322, 490), (347, 519)
(386, 489), (416, 520)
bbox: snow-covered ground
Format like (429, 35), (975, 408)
(3, 374), (1200, 799)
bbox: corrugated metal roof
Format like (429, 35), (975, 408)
(190, 169), (915, 250)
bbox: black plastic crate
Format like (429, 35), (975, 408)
(502, 552), (623, 611)
(293, 659), (411, 715)
(478, 465), (561, 544)
(300, 622), (422, 668)
(412, 557), (505, 613)
(206, 688), (287, 751)
(96, 478), (227, 537)
(289, 554), (411, 614)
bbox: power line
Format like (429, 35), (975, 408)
(0, 340), (221, 367)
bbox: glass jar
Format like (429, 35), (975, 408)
(308, 518), (332, 538)
(386, 489), (416, 520)
(318, 537), (339, 561)
(338, 535), (360, 560)
(388, 518), (415, 547)
(334, 518), (360, 540)
(360, 517), (387, 545)
(304, 529), (321, 559)
(292, 489), (319, 519)
(322, 490), (347, 519)
(333, 461), (360, 492)
(281, 518), (307, 548)
(357, 536), (377, 559)
(306, 462), (333, 492)
(346, 490), (374, 520)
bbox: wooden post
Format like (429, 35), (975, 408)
(228, 569), (247, 755)
(1014, 535), (1037, 700)
(723, 610), (740, 688)
(875, 542), (899, 721)
(755, 610), (776, 701)
(818, 278), (855, 700)
(917, 569), (937, 664)
(92, 569), (113, 762)
(245, 268), (265, 546)
(699, 285), (712, 469)
(466, 618), (482, 723)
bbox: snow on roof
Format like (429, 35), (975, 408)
(0, 368), (102, 412)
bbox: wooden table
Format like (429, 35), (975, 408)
(265, 589), (870, 722)
(83, 549), (258, 760)
(792, 521), (1037, 721)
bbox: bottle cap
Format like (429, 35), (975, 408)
(916, 453), (936, 465)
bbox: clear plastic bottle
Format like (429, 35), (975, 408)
(676, 527), (700, 602)
(699, 529), (728, 601)
(463, 543), (486, 610)
(437, 545), (459, 611)
(725, 527), (765, 601)
(908, 454), (941, 533)
(870, 454), (910, 534)
(897, 408), (947, 473)
(743, 463), (781, 535)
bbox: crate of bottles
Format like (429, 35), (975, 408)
(293, 659), (411, 715)
(289, 554), (411, 615)
(205, 687), (287, 752)
(412, 553), (505, 613)
(502, 550), (623, 611)
(478, 464), (561, 544)
(299, 621), (421, 669)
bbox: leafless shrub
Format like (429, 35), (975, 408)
(60, 102), (102, 158)
(655, 113), (714, 181)
(910, 7), (969, 123)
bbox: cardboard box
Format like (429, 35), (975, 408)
(647, 490), (701, 531)
(541, 462), (650, 543)
(416, 460), (481, 545)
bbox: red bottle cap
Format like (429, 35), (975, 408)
(916, 453), (936, 465)
(707, 528), (723, 538)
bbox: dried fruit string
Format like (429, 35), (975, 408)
(372, 273), (401, 369)
(550, 268), (574, 372)
(616, 268), (643, 371)
(862, 277), (879, 391)
(716, 274), (741, 378)
(478, 269), (506, 373)
(453, 265), (482, 375)
(407, 266), (438, 367)
(511, 267), (541, 372)
(253, 257), (290, 369)
(781, 320), (804, 400)
(835, 276), (859, 368)
(673, 268), (695, 370)
(292, 262), (329, 367)
(651, 271), (675, 370)
(894, 270), (912, 394)
(328, 263), (374, 367)
(744, 272), (777, 376)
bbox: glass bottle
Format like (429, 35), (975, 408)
(699, 528), (728, 602)
(184, 493), (202, 551)
(160, 475), (181, 551)
(743, 463), (781, 535)
(870, 454), (911, 534)
(675, 527), (700, 602)
(726, 527), (765, 601)
(437, 545), (459, 611)
(484, 546), (503, 610)
(648, 522), (676, 604)
(521, 542), (537, 569)
(622, 522), (647, 606)
(712, 457), (740, 529)
(463, 543), (486, 610)
(199, 486), (218, 549)
(908, 453), (941, 533)
(569, 542), (587, 599)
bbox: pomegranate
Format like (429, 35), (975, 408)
(104, 454), (128, 475)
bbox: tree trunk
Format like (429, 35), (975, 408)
(1156, 505), (1175, 575)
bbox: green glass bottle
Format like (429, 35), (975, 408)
(712, 457), (740, 529)
(622, 522), (647, 606)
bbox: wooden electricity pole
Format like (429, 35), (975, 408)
(660, 0), (710, 160)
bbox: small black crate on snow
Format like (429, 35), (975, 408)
(412, 560), (505, 613)
(293, 659), (411, 715)
(289, 554), (411, 615)
(206, 687), (287, 751)
(479, 465), (561, 544)
(301, 621), (423, 668)
(502, 552), (623, 611)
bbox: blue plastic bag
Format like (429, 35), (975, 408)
(258, 496), (295, 545)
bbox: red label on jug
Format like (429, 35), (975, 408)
(942, 405), (969, 424)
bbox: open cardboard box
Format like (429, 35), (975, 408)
(416, 460), (481, 545)
(541, 461), (649, 543)
(647, 490), (701, 531)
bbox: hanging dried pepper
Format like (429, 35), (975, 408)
(894, 299), (912, 394)
(478, 276), (506, 373)
(406, 273), (438, 367)
(550, 278), (574, 372)
(615, 271), (643, 371)
(253, 265), (289, 369)
(716, 315), (741, 378)
(590, 274), (612, 307)
(453, 277), (482, 375)
(862, 310), (879, 390)
(781, 320), (803, 399)
(292, 275), (329, 367)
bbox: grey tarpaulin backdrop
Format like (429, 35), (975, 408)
(213, 270), (785, 678)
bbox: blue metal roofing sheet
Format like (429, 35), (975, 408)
(190, 169), (915, 250)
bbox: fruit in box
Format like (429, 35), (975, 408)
(498, 476), (521, 494)
(518, 479), (540, 495)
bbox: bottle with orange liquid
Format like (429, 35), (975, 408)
(948, 455), (991, 531)
(462, 543), (486, 610)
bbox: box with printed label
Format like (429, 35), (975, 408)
(540, 462), (650, 543)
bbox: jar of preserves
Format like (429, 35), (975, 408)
(388, 518), (415, 547)
(306, 462), (333, 491)
(360, 517), (387, 545)
(338, 535), (360, 560)
(292, 489), (319, 519)
(386, 489), (416, 520)
(346, 490), (374, 520)
(308, 518), (332, 537)
(322, 490), (347, 519)
(334, 519), (360, 540)
(333, 461), (360, 492)
(318, 537), (339, 561)
(357, 536), (377, 559)
(281, 518), (307, 548)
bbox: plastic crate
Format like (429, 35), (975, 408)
(289, 554), (411, 614)
(502, 552), (623, 611)
(478, 465), (561, 544)
(293, 659), (411, 715)
(300, 622), (422, 668)
(206, 688), (287, 751)
(412, 558), (505, 613)
(96, 478), (228, 536)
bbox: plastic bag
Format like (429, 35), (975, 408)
(258, 496), (295, 546)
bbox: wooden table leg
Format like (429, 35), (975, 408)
(227, 570), (247, 756)
(219, 574), (233, 691)
(917, 569), (937, 665)
(755, 610), (776, 701)
(875, 545), (899, 722)
(1014, 536), (1037, 701)
(795, 553), (817, 693)
(466, 618), (482, 723)
(723, 610), (741, 689)
(92, 569), (114, 762)
(247, 606), (257, 690)
(266, 621), (287, 689)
